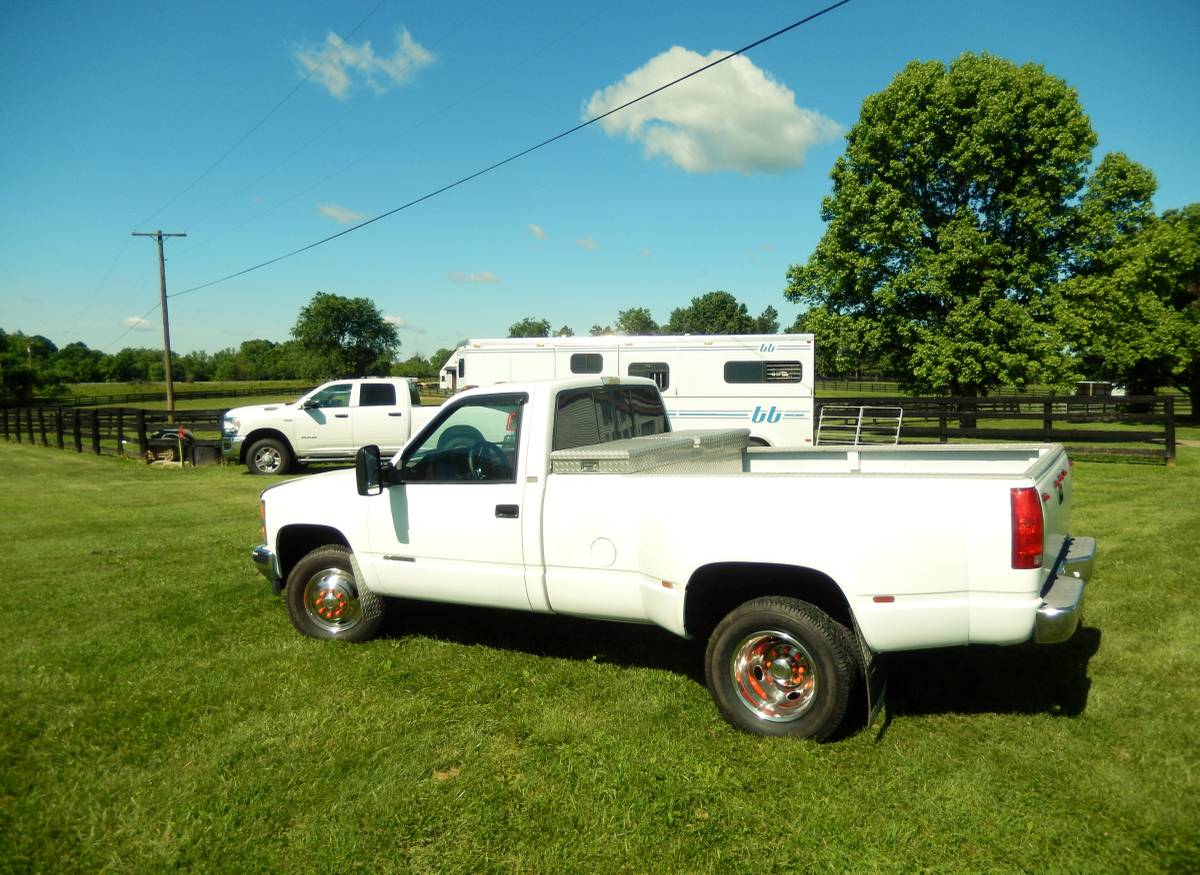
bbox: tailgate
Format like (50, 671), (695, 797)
(1030, 446), (1073, 569)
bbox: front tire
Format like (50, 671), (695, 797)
(285, 545), (385, 642)
(247, 437), (291, 475)
(705, 596), (855, 740)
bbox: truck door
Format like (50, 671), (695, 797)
(353, 382), (410, 454)
(296, 382), (355, 454)
(365, 393), (531, 610)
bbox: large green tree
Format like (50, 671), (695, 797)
(786, 53), (1096, 396)
(290, 291), (399, 380)
(615, 307), (660, 335)
(663, 291), (776, 335)
(1056, 198), (1200, 403)
(508, 317), (551, 338)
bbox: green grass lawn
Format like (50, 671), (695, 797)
(1, 441), (1197, 872)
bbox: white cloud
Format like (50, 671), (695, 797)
(529, 223), (547, 240)
(584, 47), (841, 174)
(576, 235), (599, 251)
(447, 271), (500, 284)
(122, 316), (152, 331)
(318, 203), (368, 224)
(295, 27), (435, 100)
(385, 315), (426, 333)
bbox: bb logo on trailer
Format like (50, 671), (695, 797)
(751, 405), (782, 424)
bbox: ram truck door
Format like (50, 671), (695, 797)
(297, 382), (355, 454)
(364, 392), (531, 610)
(352, 382), (411, 455)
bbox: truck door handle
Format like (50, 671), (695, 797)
(388, 412), (404, 417)
(334, 413), (349, 418)
(495, 504), (519, 519)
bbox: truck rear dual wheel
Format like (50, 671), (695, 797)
(285, 545), (385, 642)
(705, 596), (856, 741)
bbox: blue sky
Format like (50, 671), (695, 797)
(2, 0), (1198, 361)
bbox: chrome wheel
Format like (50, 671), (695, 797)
(253, 445), (282, 474)
(730, 629), (818, 722)
(301, 567), (362, 633)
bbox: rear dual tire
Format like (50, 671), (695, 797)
(705, 596), (856, 741)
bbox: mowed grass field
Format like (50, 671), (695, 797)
(1, 441), (1197, 872)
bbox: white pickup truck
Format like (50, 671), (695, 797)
(222, 378), (438, 475)
(251, 376), (1096, 740)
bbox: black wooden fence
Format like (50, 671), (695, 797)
(2, 394), (1180, 465)
(1, 406), (228, 464)
(818, 394), (1177, 464)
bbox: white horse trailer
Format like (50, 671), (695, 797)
(439, 334), (815, 446)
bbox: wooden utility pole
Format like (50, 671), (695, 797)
(132, 230), (186, 415)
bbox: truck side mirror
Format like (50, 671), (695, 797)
(301, 399), (319, 410)
(356, 445), (387, 495)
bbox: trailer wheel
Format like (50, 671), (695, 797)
(285, 545), (384, 642)
(704, 596), (855, 740)
(247, 437), (291, 475)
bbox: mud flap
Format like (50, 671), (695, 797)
(348, 551), (385, 623)
(852, 614), (887, 727)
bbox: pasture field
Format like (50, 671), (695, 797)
(1, 441), (1197, 872)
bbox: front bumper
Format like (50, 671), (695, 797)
(252, 544), (283, 595)
(222, 434), (244, 462)
(1034, 536), (1096, 644)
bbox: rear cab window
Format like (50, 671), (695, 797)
(553, 385), (670, 451)
(359, 383), (396, 407)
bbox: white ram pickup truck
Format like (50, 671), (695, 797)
(251, 376), (1096, 740)
(223, 377), (438, 475)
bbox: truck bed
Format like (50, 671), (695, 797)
(549, 429), (1064, 480)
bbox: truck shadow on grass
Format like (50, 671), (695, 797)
(883, 625), (1102, 720)
(379, 598), (707, 684)
(379, 599), (1101, 726)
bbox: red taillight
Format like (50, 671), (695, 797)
(1010, 487), (1044, 569)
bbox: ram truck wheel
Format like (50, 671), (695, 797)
(285, 545), (385, 642)
(705, 596), (855, 740)
(247, 437), (291, 475)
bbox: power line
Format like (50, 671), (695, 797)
(136, 0), (389, 228)
(170, 0), (854, 301)
(100, 301), (161, 353)
(174, 3), (608, 262)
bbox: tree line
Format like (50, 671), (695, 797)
(4, 53), (1196, 409)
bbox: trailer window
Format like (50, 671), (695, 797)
(359, 383), (396, 407)
(553, 386), (669, 451)
(570, 353), (604, 374)
(628, 361), (669, 390)
(724, 360), (803, 383)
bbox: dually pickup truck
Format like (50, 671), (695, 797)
(251, 376), (1096, 740)
(223, 377), (438, 475)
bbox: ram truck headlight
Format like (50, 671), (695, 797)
(222, 415), (240, 436)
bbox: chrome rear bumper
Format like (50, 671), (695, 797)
(1034, 536), (1096, 644)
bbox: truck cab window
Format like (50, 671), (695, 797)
(401, 395), (525, 483)
(308, 383), (352, 408)
(553, 386), (669, 451)
(359, 384), (396, 407)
